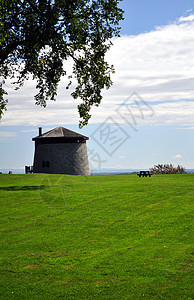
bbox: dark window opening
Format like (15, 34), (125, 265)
(46, 161), (49, 168)
(42, 161), (45, 168)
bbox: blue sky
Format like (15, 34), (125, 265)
(1, 0), (194, 172)
(119, 0), (194, 35)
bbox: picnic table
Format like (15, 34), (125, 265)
(137, 171), (152, 177)
(25, 166), (33, 174)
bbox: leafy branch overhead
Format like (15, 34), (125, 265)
(0, 0), (124, 127)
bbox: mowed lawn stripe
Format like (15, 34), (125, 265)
(0, 174), (193, 299)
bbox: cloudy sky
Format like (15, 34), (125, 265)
(0, 0), (194, 172)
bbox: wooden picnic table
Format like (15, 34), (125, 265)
(137, 171), (152, 177)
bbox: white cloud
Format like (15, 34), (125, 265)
(114, 164), (126, 169)
(21, 129), (38, 133)
(178, 15), (194, 23)
(10, 166), (25, 170)
(174, 154), (183, 158)
(177, 126), (194, 130)
(0, 131), (17, 137)
(1, 14), (194, 127)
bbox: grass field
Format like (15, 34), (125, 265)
(0, 173), (193, 299)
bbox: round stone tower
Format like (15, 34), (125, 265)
(32, 127), (90, 175)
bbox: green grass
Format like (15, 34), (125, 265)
(0, 173), (193, 299)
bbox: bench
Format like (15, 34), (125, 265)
(25, 166), (33, 174)
(137, 171), (151, 177)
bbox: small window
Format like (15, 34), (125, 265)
(42, 161), (49, 168)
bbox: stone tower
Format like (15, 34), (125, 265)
(32, 127), (90, 175)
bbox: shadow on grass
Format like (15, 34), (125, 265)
(0, 185), (45, 191)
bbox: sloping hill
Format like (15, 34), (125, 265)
(0, 174), (193, 299)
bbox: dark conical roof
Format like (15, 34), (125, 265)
(32, 127), (89, 141)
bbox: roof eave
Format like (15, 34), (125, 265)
(32, 136), (89, 141)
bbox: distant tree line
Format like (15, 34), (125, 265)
(150, 164), (186, 174)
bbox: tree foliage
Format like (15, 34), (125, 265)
(0, 0), (123, 127)
(150, 164), (186, 175)
(0, 84), (8, 119)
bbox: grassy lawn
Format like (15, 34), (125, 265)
(0, 173), (193, 299)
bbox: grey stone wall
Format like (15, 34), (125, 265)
(33, 142), (90, 175)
